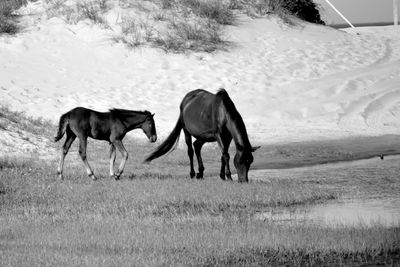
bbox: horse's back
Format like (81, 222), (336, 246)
(65, 107), (111, 139)
(180, 89), (217, 140)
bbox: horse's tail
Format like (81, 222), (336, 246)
(145, 117), (182, 162)
(54, 113), (69, 142)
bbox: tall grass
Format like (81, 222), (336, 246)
(41, 0), (324, 52)
(153, 17), (225, 52)
(45, 0), (110, 27)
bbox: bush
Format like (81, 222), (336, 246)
(242, 0), (324, 24)
(280, 0), (325, 24)
(0, 0), (27, 34)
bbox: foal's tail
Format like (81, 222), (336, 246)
(54, 113), (69, 142)
(145, 117), (182, 162)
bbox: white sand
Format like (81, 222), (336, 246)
(1, 1), (400, 156)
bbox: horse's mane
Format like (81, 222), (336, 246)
(109, 108), (151, 118)
(215, 89), (251, 149)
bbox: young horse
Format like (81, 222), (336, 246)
(145, 89), (259, 183)
(54, 107), (157, 180)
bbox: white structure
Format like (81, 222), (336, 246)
(324, 0), (355, 28)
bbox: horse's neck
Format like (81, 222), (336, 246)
(121, 113), (146, 130)
(225, 112), (250, 151)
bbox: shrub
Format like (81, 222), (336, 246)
(280, 0), (324, 24)
(240, 0), (325, 24)
(0, 0), (27, 34)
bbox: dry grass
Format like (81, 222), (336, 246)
(41, 0), (324, 52)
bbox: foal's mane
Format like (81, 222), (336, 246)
(215, 89), (251, 149)
(110, 108), (151, 118)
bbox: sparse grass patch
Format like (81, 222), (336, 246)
(179, 0), (236, 25)
(154, 17), (225, 52)
(76, 0), (109, 26)
(113, 15), (156, 48)
(0, 105), (54, 137)
(45, 0), (110, 26)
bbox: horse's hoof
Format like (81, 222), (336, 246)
(190, 172), (195, 179)
(89, 174), (97, 181)
(196, 173), (203, 179)
(58, 175), (64, 180)
(114, 173), (121, 180)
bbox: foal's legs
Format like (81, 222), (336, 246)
(114, 140), (128, 180)
(184, 131), (195, 178)
(78, 136), (96, 180)
(109, 143), (116, 178)
(193, 139), (205, 179)
(57, 129), (76, 180)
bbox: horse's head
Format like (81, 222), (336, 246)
(234, 145), (260, 182)
(142, 113), (157, 143)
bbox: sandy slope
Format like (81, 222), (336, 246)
(1, 1), (400, 157)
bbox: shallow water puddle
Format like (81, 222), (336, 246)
(256, 198), (400, 228)
(253, 155), (400, 227)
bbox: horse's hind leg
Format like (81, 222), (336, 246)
(114, 140), (128, 180)
(109, 143), (116, 178)
(57, 129), (76, 180)
(78, 136), (96, 180)
(193, 139), (205, 179)
(184, 131), (195, 178)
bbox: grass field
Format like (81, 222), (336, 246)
(1, 134), (400, 266)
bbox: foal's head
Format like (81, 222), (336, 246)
(142, 112), (157, 143)
(234, 145), (260, 183)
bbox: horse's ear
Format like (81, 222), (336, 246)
(151, 113), (155, 117)
(251, 146), (260, 152)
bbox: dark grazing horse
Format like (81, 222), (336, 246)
(145, 89), (259, 183)
(54, 107), (157, 180)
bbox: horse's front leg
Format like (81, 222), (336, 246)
(109, 143), (116, 178)
(193, 139), (205, 179)
(217, 133), (232, 181)
(114, 140), (128, 180)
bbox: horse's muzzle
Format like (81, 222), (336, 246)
(150, 135), (157, 143)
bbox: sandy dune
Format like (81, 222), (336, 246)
(1, 1), (400, 157)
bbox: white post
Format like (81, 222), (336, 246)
(324, 0), (355, 28)
(394, 0), (399, 25)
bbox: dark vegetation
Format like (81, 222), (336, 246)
(0, 0), (26, 34)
